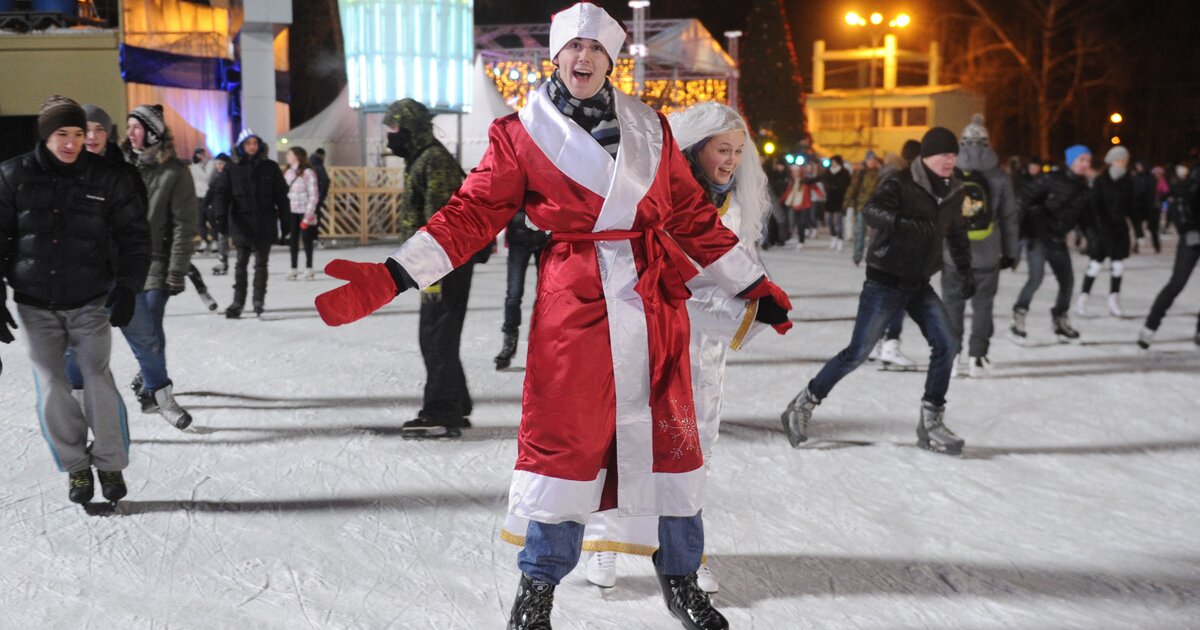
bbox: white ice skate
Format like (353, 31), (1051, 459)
(1075, 293), (1089, 316)
(585, 551), (617, 588)
(968, 356), (992, 378)
(951, 353), (962, 379)
(1137, 327), (1154, 350)
(879, 339), (917, 371)
(287, 269), (300, 281)
(154, 384), (194, 431)
(868, 340), (882, 362)
(305, 268), (316, 281)
(1108, 294), (1123, 317)
(696, 561), (719, 593)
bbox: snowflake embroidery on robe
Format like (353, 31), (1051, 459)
(658, 399), (701, 460)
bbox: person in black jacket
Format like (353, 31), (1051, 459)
(1139, 166), (1200, 349)
(781, 127), (973, 455)
(1077, 145), (1134, 317)
(211, 129), (290, 318)
(0, 96), (150, 506)
(494, 209), (549, 370)
(1011, 145), (1092, 342)
(823, 155), (851, 251)
(1130, 160), (1160, 254)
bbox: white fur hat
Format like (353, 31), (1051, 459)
(550, 2), (627, 67)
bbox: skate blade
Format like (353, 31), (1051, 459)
(1055, 335), (1081, 344)
(84, 501), (119, 516)
(917, 440), (964, 457)
(401, 429), (462, 440)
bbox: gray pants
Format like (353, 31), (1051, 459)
(942, 266), (1001, 359)
(18, 298), (129, 473)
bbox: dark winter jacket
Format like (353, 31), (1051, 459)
(123, 135), (198, 290)
(391, 101), (466, 242)
(1131, 170), (1157, 224)
(505, 209), (550, 251)
(1177, 168), (1200, 240)
(0, 144), (150, 310)
(1018, 170), (1090, 243)
(1084, 170), (1133, 261)
(944, 143), (1020, 269)
(862, 158), (971, 286)
(211, 136), (289, 249)
(824, 166), (851, 214)
(310, 155), (330, 214)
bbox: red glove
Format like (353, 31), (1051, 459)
(742, 278), (794, 335)
(314, 259), (399, 326)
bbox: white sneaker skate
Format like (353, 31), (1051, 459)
(1108, 294), (1123, 317)
(968, 356), (992, 378)
(304, 268), (316, 281)
(1075, 293), (1088, 316)
(868, 340), (882, 362)
(879, 339), (916, 371)
(696, 562), (719, 593)
(287, 269), (300, 281)
(1137, 327), (1154, 350)
(585, 551), (617, 588)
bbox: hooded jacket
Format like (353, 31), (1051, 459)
(122, 133), (198, 290)
(388, 100), (466, 242)
(862, 158), (971, 285)
(943, 142), (1020, 269)
(211, 133), (289, 249)
(0, 144), (150, 309)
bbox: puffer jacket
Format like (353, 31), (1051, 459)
(0, 143), (150, 309)
(123, 135), (198, 290)
(389, 99), (466, 241)
(1018, 169), (1090, 243)
(862, 158), (971, 285)
(211, 134), (289, 249)
(1084, 170), (1133, 260)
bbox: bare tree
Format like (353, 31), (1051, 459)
(962, 0), (1118, 158)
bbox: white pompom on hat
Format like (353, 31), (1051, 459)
(549, 2), (627, 70)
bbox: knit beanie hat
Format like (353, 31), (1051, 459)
(82, 104), (114, 135)
(960, 114), (989, 148)
(128, 104), (166, 147)
(37, 95), (87, 141)
(1064, 144), (1091, 167)
(920, 127), (959, 157)
(900, 139), (921, 163)
(864, 150), (878, 162)
(1104, 145), (1130, 164)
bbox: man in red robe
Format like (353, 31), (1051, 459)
(314, 4), (792, 628)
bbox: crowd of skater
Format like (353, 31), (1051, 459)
(1, 3), (1198, 629)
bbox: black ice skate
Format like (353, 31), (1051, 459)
(253, 301), (264, 317)
(225, 304), (243, 319)
(780, 387), (819, 447)
(1053, 314), (1081, 343)
(400, 417), (462, 440)
(507, 574), (555, 630)
(495, 333), (518, 370)
(132, 374), (157, 414)
(68, 469), (94, 505)
(97, 470), (127, 505)
(916, 401), (964, 456)
(653, 553), (729, 630)
(1009, 307), (1028, 343)
(212, 259), (228, 275)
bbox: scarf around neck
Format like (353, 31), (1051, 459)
(547, 71), (620, 158)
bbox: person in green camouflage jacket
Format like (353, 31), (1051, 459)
(384, 98), (488, 438)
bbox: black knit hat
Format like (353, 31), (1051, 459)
(37, 95), (87, 141)
(900, 139), (921, 163)
(920, 127), (959, 157)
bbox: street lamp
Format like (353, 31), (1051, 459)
(845, 9), (910, 151)
(1110, 112), (1123, 124)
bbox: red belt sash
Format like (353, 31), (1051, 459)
(553, 229), (698, 307)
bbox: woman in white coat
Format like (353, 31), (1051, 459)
(582, 101), (777, 593)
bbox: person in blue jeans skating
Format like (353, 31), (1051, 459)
(782, 127), (975, 455)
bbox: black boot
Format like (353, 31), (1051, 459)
(253, 300), (264, 317)
(495, 332), (519, 370)
(68, 469), (94, 504)
(654, 553), (729, 630)
(400, 416), (462, 439)
(225, 303), (243, 319)
(507, 573), (555, 630)
(97, 470), (127, 503)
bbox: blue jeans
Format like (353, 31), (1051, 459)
(502, 242), (542, 335)
(809, 279), (956, 406)
(518, 512), (704, 584)
(120, 289), (171, 391)
(1014, 238), (1074, 317)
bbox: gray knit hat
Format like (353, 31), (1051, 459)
(82, 104), (114, 135)
(961, 113), (990, 148)
(1104, 145), (1130, 164)
(128, 104), (166, 147)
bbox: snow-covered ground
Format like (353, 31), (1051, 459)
(2, 235), (1197, 629)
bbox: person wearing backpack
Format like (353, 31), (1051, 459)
(942, 115), (1019, 377)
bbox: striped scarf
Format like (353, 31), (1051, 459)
(547, 71), (620, 159)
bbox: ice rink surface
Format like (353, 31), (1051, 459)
(1, 236), (1197, 629)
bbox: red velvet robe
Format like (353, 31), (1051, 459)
(390, 84), (763, 533)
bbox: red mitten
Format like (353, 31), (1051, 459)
(742, 279), (794, 335)
(314, 259), (399, 326)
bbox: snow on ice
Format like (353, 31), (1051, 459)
(1, 239), (1197, 629)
